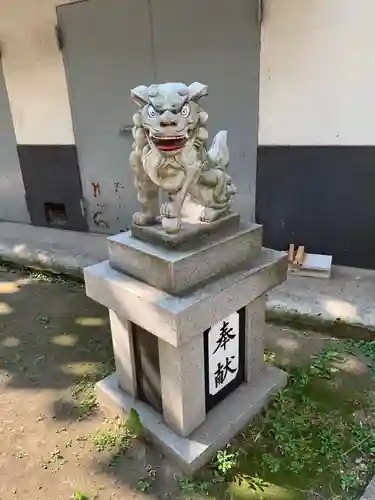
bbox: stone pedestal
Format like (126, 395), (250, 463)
(84, 220), (288, 472)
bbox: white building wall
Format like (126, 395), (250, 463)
(0, 0), (75, 145)
(1, 0), (374, 147)
(259, 0), (375, 146)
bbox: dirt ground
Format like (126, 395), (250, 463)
(0, 267), (369, 500)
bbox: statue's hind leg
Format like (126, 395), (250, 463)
(193, 170), (233, 223)
(200, 206), (229, 223)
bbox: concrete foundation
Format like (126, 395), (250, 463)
(96, 365), (287, 473)
(84, 217), (288, 471)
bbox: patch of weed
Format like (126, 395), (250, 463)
(178, 476), (210, 498)
(71, 360), (113, 420)
(135, 477), (152, 493)
(71, 491), (90, 500)
(126, 407), (146, 440)
(146, 464), (157, 478)
(12, 352), (27, 372)
(0, 260), (84, 287)
(72, 378), (98, 419)
(89, 420), (136, 468)
(212, 448), (238, 477)
(90, 428), (118, 452)
(37, 315), (50, 324)
(345, 339), (375, 379)
(207, 342), (375, 499)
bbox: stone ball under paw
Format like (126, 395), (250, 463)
(162, 217), (181, 234)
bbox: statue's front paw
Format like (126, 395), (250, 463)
(160, 201), (176, 219)
(132, 212), (157, 226)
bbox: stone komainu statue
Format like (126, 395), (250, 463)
(130, 82), (237, 234)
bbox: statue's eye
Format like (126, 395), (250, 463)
(180, 103), (190, 118)
(147, 105), (158, 118)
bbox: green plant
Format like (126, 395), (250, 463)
(243, 475), (268, 493)
(135, 477), (152, 493)
(126, 407), (145, 439)
(90, 429), (118, 452)
(71, 491), (89, 500)
(345, 339), (375, 379)
(213, 448), (238, 476)
(90, 420), (135, 459)
(234, 340), (375, 499)
(71, 359), (113, 420)
(309, 343), (344, 379)
(37, 315), (50, 324)
(341, 473), (362, 492)
(71, 377), (98, 419)
(178, 477), (209, 496)
(264, 348), (276, 364)
(261, 453), (280, 473)
(0, 260), (84, 287)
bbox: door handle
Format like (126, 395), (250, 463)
(119, 125), (133, 136)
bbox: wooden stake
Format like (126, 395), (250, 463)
(294, 246), (305, 266)
(288, 244), (295, 263)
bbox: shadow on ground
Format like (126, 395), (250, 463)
(0, 268), (112, 390)
(0, 267), (374, 500)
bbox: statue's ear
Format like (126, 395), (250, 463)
(188, 82), (208, 102)
(131, 85), (149, 106)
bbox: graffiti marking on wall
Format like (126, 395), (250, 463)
(93, 202), (108, 229)
(91, 181), (101, 198)
(114, 181), (124, 194)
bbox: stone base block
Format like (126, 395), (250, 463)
(85, 248), (287, 348)
(96, 365), (287, 473)
(131, 212), (241, 249)
(108, 223), (262, 295)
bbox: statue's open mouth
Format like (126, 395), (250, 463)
(150, 134), (188, 152)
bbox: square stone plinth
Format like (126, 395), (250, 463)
(108, 223), (262, 295)
(84, 247), (287, 348)
(131, 212), (241, 249)
(96, 365), (287, 473)
(85, 246), (288, 471)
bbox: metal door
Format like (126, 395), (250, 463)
(151, 0), (261, 221)
(0, 63), (30, 224)
(58, 0), (260, 232)
(57, 0), (155, 233)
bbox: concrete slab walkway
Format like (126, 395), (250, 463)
(361, 477), (375, 500)
(267, 265), (375, 338)
(0, 222), (107, 276)
(1, 221), (375, 337)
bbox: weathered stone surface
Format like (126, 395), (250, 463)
(361, 476), (375, 500)
(131, 212), (240, 249)
(84, 247), (288, 347)
(246, 295), (266, 382)
(108, 223), (263, 295)
(158, 335), (206, 437)
(130, 82), (237, 235)
(96, 365), (287, 473)
(109, 310), (137, 397)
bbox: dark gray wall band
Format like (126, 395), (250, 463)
(256, 145), (375, 270)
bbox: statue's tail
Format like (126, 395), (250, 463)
(207, 130), (229, 170)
